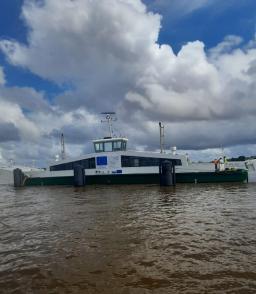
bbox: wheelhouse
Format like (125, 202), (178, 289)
(93, 137), (128, 153)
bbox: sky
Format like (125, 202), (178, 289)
(0, 0), (256, 166)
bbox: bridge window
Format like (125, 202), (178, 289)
(104, 142), (112, 152)
(95, 143), (104, 152)
(94, 140), (127, 152)
(122, 141), (127, 150)
(113, 141), (122, 151)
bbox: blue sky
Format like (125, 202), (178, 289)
(0, 0), (256, 164)
(0, 0), (63, 97)
(154, 0), (256, 52)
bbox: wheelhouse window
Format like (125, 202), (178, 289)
(122, 141), (127, 150)
(93, 139), (128, 153)
(95, 142), (104, 152)
(104, 142), (112, 152)
(113, 141), (122, 151)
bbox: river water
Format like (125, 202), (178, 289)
(0, 183), (256, 293)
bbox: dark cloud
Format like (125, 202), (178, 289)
(0, 86), (51, 112)
(0, 122), (20, 142)
(246, 60), (256, 76)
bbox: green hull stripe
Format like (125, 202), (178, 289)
(25, 170), (248, 186)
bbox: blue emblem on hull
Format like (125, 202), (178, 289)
(112, 170), (122, 174)
(96, 156), (108, 166)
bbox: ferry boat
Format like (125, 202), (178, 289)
(18, 113), (248, 186)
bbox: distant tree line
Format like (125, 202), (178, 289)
(228, 155), (256, 162)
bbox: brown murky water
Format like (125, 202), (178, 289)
(1, 183), (256, 293)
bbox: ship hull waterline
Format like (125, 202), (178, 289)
(24, 170), (248, 186)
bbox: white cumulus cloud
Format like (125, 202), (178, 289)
(0, 98), (39, 141)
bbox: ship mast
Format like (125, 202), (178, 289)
(159, 122), (165, 154)
(101, 112), (117, 138)
(61, 133), (66, 160)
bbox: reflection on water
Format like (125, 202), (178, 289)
(0, 183), (256, 293)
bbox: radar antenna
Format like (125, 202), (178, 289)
(101, 112), (117, 138)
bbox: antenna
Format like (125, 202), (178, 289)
(101, 112), (117, 137)
(9, 143), (15, 167)
(61, 133), (66, 160)
(159, 122), (165, 154)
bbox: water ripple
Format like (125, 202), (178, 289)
(0, 184), (256, 293)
